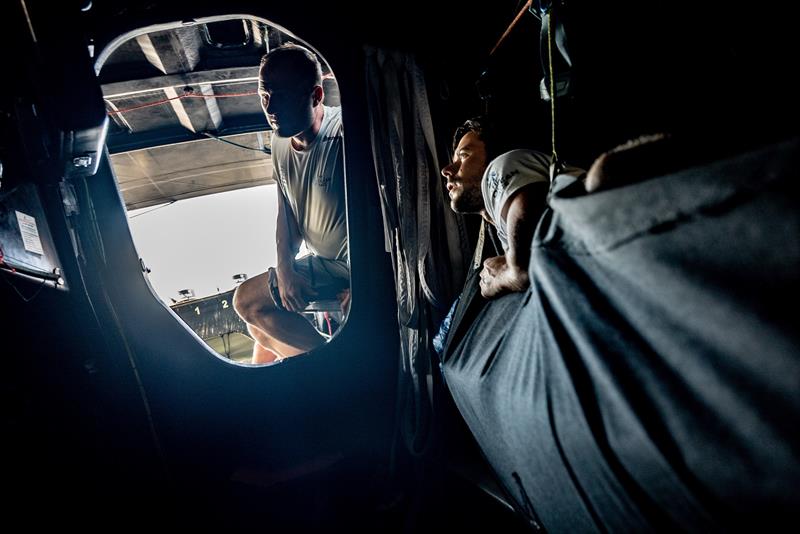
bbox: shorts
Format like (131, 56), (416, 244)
(267, 255), (349, 311)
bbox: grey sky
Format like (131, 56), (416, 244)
(127, 185), (278, 302)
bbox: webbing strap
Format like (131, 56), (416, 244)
(471, 220), (486, 271)
(545, 7), (561, 182)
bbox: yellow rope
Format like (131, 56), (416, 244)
(546, 7), (559, 173)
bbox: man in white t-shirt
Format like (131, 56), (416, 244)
(435, 118), (555, 358)
(480, 149), (564, 297)
(442, 117), (583, 298)
(233, 44), (349, 363)
(442, 118), (584, 299)
(479, 149), (584, 297)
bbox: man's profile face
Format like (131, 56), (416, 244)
(258, 66), (316, 138)
(441, 131), (488, 213)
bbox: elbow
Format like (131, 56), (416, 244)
(509, 263), (530, 292)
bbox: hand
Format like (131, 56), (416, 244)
(276, 266), (317, 312)
(337, 288), (351, 315)
(479, 255), (530, 299)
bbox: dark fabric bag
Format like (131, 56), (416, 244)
(443, 138), (800, 532)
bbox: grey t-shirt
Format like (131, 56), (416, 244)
(481, 149), (551, 251)
(271, 105), (348, 261)
(482, 149), (583, 250)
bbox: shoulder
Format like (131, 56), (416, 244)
(482, 149), (553, 223)
(488, 149), (551, 182)
(271, 134), (291, 158)
(323, 106), (343, 133)
(324, 105), (342, 120)
(483, 149), (550, 194)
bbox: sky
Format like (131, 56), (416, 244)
(127, 185), (279, 302)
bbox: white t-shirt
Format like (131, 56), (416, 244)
(481, 149), (551, 251)
(271, 105), (348, 261)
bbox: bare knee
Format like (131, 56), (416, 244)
(232, 283), (251, 318)
(233, 275), (273, 323)
(244, 308), (287, 340)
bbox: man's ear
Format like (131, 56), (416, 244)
(312, 85), (324, 106)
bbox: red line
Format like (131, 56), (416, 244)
(491, 0), (533, 56)
(107, 90), (258, 115)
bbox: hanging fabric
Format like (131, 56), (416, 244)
(364, 47), (471, 457)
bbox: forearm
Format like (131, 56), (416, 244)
(504, 212), (533, 275)
(276, 228), (300, 269)
(504, 184), (548, 273)
(276, 197), (301, 271)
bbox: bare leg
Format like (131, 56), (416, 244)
(250, 337), (280, 364)
(247, 324), (279, 363)
(246, 323), (319, 361)
(234, 271), (326, 359)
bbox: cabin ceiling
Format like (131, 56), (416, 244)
(91, 2), (531, 210)
(111, 131), (273, 211)
(99, 17), (342, 210)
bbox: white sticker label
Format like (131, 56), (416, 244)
(15, 210), (44, 255)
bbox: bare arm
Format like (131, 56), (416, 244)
(276, 188), (302, 272)
(480, 182), (549, 298)
(275, 188), (316, 311)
